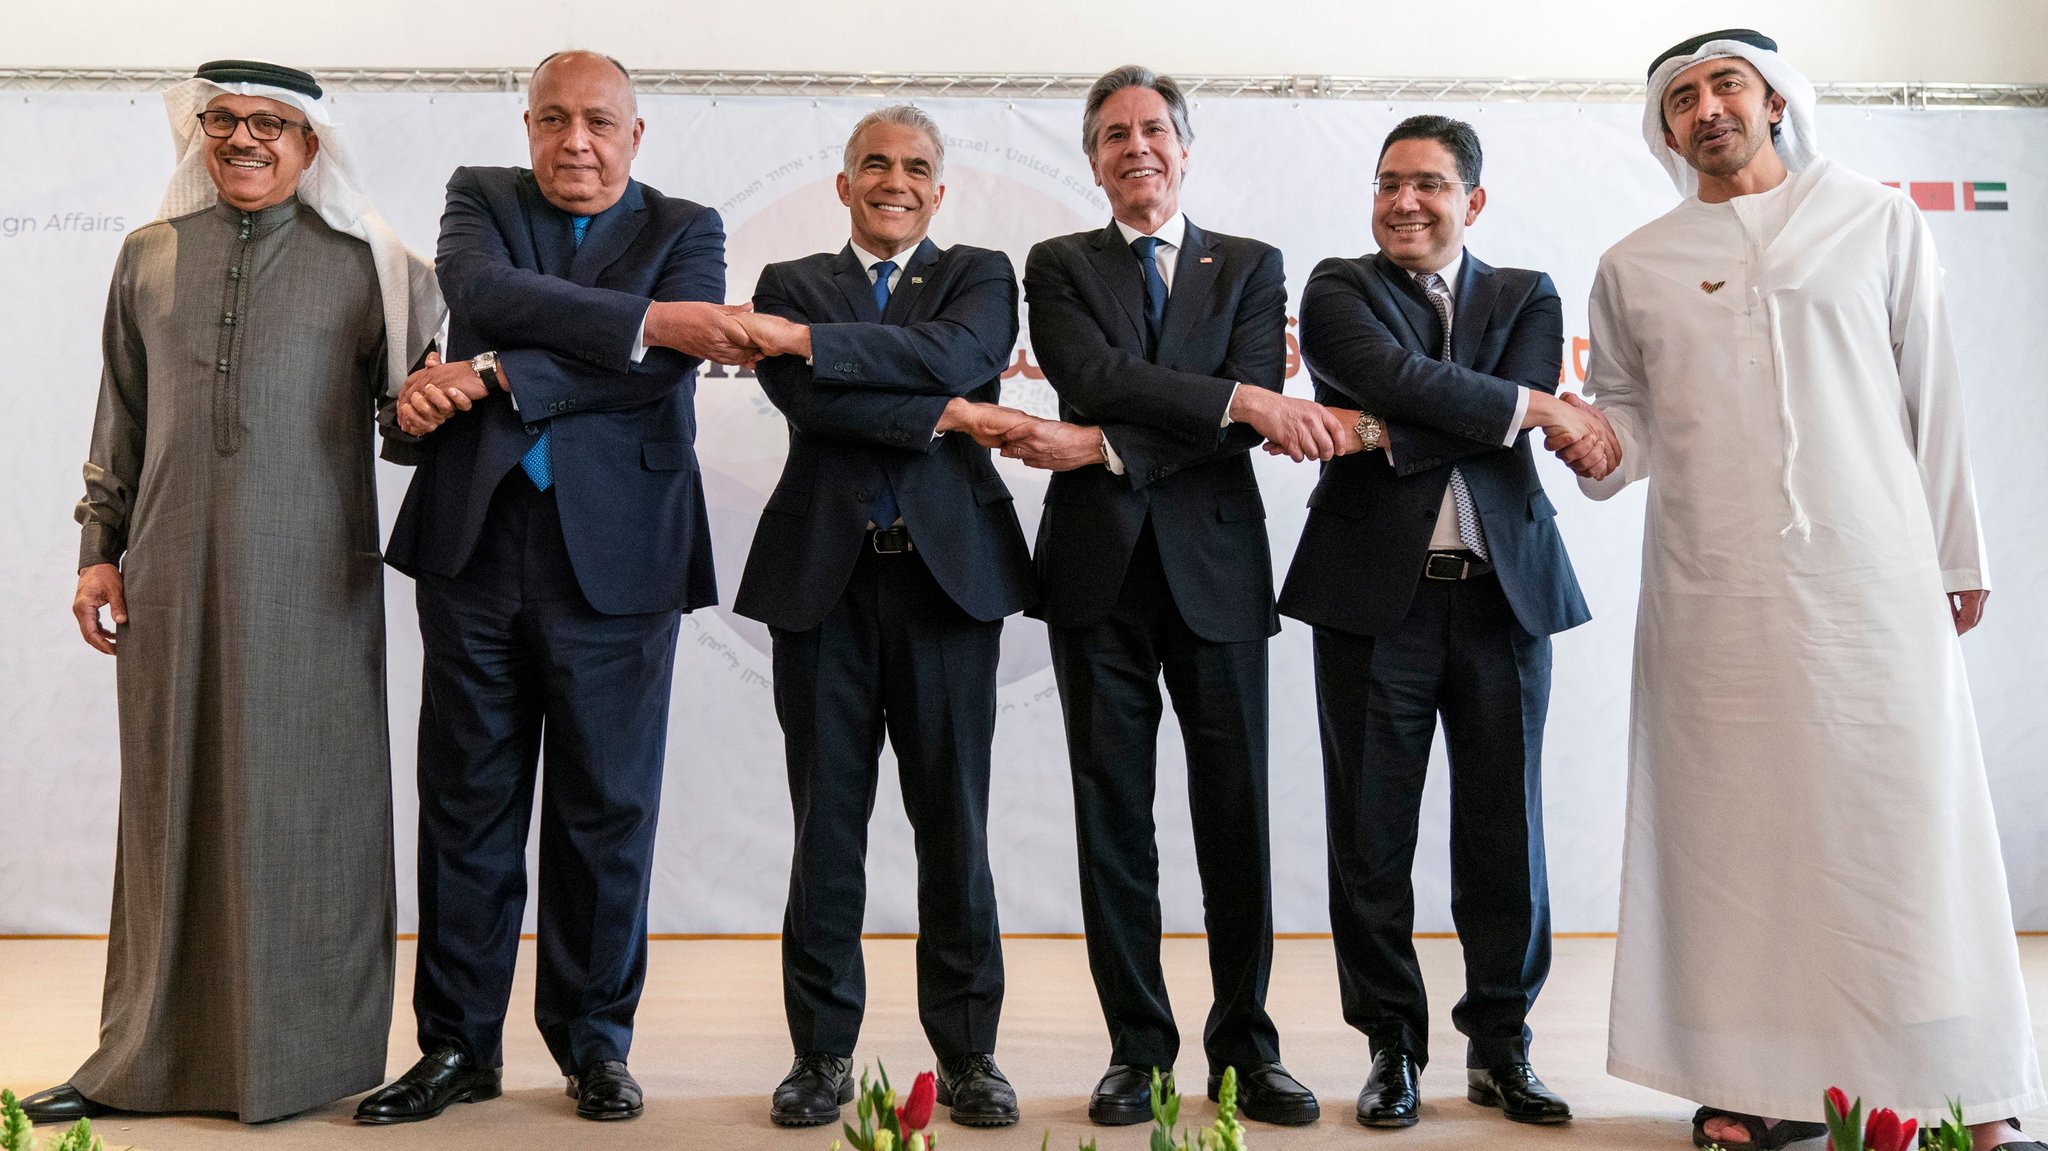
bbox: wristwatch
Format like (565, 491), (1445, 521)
(1354, 411), (1385, 452)
(469, 350), (500, 390)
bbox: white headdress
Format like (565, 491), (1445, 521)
(1642, 30), (1820, 197)
(157, 60), (441, 392)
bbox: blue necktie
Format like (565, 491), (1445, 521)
(520, 215), (590, 491)
(867, 259), (901, 527)
(1130, 235), (1168, 355)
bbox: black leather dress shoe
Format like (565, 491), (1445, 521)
(936, 1053), (1019, 1126)
(1356, 1047), (1421, 1128)
(1219, 1062), (1320, 1126)
(19, 1084), (113, 1125)
(567, 1060), (642, 1121)
(1467, 1063), (1571, 1124)
(770, 1053), (854, 1127)
(1089, 1064), (1166, 1126)
(354, 1046), (503, 1124)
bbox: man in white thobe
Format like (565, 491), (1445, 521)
(1574, 28), (2046, 1151)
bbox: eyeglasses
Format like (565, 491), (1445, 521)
(1372, 177), (1469, 200)
(195, 110), (310, 142)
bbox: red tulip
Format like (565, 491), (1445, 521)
(1826, 1087), (1852, 1124)
(897, 1070), (937, 1132)
(1864, 1108), (1916, 1151)
(1825, 1086), (1860, 1151)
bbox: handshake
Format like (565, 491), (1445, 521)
(1248, 387), (1621, 480)
(1526, 390), (1621, 480)
(394, 299), (1619, 483)
(393, 301), (801, 437)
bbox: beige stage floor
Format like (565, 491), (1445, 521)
(4, 936), (2046, 1150)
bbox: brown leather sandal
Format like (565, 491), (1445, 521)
(1691, 1107), (1828, 1149)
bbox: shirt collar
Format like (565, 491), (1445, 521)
(852, 239), (926, 274)
(1114, 211), (1187, 251)
(1412, 249), (1465, 300)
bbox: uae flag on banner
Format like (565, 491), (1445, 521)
(1963, 181), (2008, 211)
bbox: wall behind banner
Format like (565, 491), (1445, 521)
(2, 92), (2043, 935)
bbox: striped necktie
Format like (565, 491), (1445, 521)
(1416, 271), (1489, 559)
(519, 215), (590, 491)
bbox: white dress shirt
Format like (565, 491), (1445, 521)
(1100, 212), (1236, 474)
(1388, 250), (1531, 550)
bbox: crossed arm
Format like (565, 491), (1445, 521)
(396, 173), (755, 435)
(747, 255), (1032, 450)
(1296, 260), (1619, 478)
(1002, 241), (1347, 483)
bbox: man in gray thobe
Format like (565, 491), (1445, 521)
(28, 59), (441, 1125)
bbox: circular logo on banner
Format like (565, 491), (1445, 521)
(696, 162), (1098, 687)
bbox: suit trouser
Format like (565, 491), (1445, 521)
(1315, 569), (1552, 1069)
(1048, 522), (1281, 1073)
(772, 542), (1005, 1060)
(412, 474), (680, 1073)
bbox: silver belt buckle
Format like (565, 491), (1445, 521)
(1423, 552), (1471, 581)
(870, 527), (914, 554)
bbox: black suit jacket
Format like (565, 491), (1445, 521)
(1023, 219), (1286, 643)
(385, 165), (724, 616)
(733, 239), (1034, 631)
(1279, 250), (1590, 638)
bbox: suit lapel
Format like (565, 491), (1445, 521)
(1154, 219), (1218, 366)
(1451, 253), (1500, 367)
(568, 181), (647, 287)
(882, 238), (941, 323)
(831, 245), (881, 322)
(1083, 221), (1149, 349)
(1372, 251), (1439, 356)
(516, 172), (575, 277)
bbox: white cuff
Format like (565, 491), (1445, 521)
(1506, 387), (1531, 446)
(1220, 382), (1238, 428)
(1101, 432), (1126, 475)
(631, 305), (652, 364)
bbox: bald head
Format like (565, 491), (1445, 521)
(531, 50), (636, 117)
(525, 50), (643, 214)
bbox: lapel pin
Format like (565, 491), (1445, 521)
(1701, 280), (1726, 294)
(1199, 256), (1213, 264)
(910, 276), (924, 284)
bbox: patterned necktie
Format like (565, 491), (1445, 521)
(1130, 235), (1168, 355)
(1416, 271), (1489, 559)
(867, 259), (901, 527)
(519, 214), (590, 491)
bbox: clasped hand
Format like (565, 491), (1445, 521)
(1539, 392), (1621, 481)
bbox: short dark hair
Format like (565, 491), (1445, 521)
(1376, 115), (1481, 187)
(1081, 65), (1195, 158)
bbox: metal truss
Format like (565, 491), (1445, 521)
(4, 68), (2046, 108)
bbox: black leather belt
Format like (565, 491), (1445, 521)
(1422, 550), (1492, 580)
(869, 526), (915, 554)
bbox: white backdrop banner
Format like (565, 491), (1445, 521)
(2, 91), (2043, 935)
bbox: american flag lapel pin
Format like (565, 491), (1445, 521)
(1700, 280), (1726, 294)
(910, 276), (924, 284)
(1199, 256), (1213, 263)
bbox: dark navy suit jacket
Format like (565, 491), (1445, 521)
(1023, 218), (1286, 644)
(385, 165), (724, 616)
(733, 239), (1034, 631)
(1279, 250), (1589, 638)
